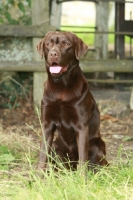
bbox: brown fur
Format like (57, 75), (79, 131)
(36, 31), (108, 171)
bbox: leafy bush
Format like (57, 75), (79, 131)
(0, 0), (31, 25)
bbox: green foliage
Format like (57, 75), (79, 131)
(0, 154), (15, 165)
(0, 145), (15, 170)
(26, 0), (31, 7)
(18, 2), (25, 14)
(0, 0), (31, 25)
(0, 72), (33, 109)
(4, 12), (19, 24)
(123, 136), (133, 141)
(0, 145), (10, 155)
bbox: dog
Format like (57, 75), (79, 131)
(36, 31), (108, 171)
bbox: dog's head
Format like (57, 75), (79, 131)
(36, 31), (88, 79)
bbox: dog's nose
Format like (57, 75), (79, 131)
(50, 51), (59, 58)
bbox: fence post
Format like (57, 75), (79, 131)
(32, 0), (49, 109)
(95, 2), (109, 59)
(50, 0), (62, 29)
(94, 1), (109, 80)
(130, 87), (133, 110)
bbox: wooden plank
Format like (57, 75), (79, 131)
(0, 61), (45, 71)
(115, 2), (125, 59)
(60, 31), (133, 36)
(87, 79), (133, 83)
(0, 60), (133, 72)
(32, 0), (51, 109)
(0, 24), (55, 37)
(80, 60), (133, 72)
(1, 24), (133, 37)
(130, 87), (133, 110)
(57, 0), (133, 2)
(50, 0), (62, 29)
(95, 1), (108, 59)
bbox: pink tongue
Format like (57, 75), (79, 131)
(49, 66), (62, 74)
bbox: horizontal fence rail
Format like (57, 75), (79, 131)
(80, 60), (133, 73)
(87, 79), (133, 84)
(0, 24), (133, 37)
(57, 0), (133, 3)
(1, 60), (133, 72)
(0, 60), (133, 84)
(0, 24), (55, 37)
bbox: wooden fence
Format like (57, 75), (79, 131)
(0, 23), (133, 107)
(0, 1), (133, 109)
(1, 58), (133, 84)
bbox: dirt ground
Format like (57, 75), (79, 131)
(93, 88), (133, 163)
(0, 88), (133, 164)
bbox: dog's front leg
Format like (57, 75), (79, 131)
(76, 126), (89, 171)
(38, 125), (54, 171)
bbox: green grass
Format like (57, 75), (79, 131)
(0, 159), (133, 200)
(61, 25), (95, 46)
(61, 25), (132, 46)
(0, 126), (133, 200)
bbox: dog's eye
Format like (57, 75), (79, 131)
(66, 43), (70, 46)
(46, 42), (51, 46)
(61, 41), (70, 47)
(46, 42), (53, 47)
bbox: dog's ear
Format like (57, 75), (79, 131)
(75, 36), (88, 60)
(36, 38), (45, 59)
(36, 31), (53, 58)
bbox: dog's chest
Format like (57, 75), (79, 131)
(52, 104), (78, 126)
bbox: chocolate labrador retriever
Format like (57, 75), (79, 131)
(36, 31), (108, 171)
